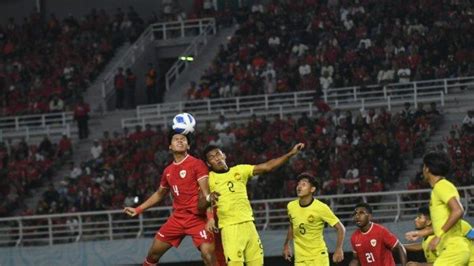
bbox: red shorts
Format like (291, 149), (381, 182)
(155, 212), (213, 248)
(214, 231), (227, 266)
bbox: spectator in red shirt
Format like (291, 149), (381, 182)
(114, 67), (126, 109)
(73, 97), (90, 139)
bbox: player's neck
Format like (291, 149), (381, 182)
(298, 195), (314, 207)
(173, 152), (188, 163)
(361, 222), (373, 233)
(428, 175), (443, 187)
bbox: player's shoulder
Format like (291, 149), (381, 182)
(287, 199), (300, 210)
(232, 164), (254, 172)
(372, 222), (391, 234)
(186, 154), (206, 165)
(313, 199), (330, 209)
(435, 178), (456, 190)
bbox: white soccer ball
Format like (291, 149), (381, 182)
(172, 113), (196, 135)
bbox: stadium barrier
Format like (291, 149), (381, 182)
(122, 76), (474, 129)
(1, 186), (472, 247)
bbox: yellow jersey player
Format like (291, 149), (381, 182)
(422, 151), (471, 265)
(404, 206), (437, 265)
(405, 206), (474, 266)
(203, 143), (304, 266)
(283, 173), (345, 266)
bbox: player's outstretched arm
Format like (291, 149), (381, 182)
(282, 223), (294, 262)
(403, 242), (423, 252)
(349, 252), (360, 266)
(123, 186), (169, 217)
(405, 227), (434, 241)
(253, 143), (304, 176)
(332, 222), (346, 263)
(394, 242), (408, 266)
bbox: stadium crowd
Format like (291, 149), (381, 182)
(0, 135), (72, 217)
(0, 8), (145, 116)
(27, 101), (443, 216)
(187, 0), (472, 100)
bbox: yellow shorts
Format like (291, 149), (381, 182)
(295, 251), (329, 266)
(434, 237), (470, 266)
(221, 221), (264, 264)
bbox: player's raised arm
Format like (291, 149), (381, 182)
(393, 242), (408, 266)
(253, 143), (304, 175)
(123, 186), (169, 217)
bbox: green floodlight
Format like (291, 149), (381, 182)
(179, 56), (194, 62)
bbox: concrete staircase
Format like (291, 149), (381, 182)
(164, 25), (237, 103)
(393, 90), (474, 190)
(21, 26), (237, 213)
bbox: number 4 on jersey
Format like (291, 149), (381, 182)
(172, 185), (179, 196)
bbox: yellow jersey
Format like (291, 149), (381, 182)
(429, 179), (464, 242)
(287, 198), (340, 262)
(461, 220), (474, 266)
(209, 164), (254, 228)
(421, 235), (437, 263)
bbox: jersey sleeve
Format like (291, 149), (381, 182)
(350, 233), (357, 252)
(238, 164), (255, 184)
(159, 169), (169, 189)
(381, 226), (399, 249)
(194, 159), (209, 182)
(435, 180), (460, 204)
(319, 202), (340, 227)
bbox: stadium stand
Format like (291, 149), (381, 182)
(186, 0), (472, 100)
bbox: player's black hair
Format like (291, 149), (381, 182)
(417, 206), (430, 218)
(202, 145), (221, 161)
(296, 173), (319, 190)
(354, 202), (373, 214)
(423, 151), (451, 176)
(167, 128), (194, 147)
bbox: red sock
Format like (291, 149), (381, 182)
(143, 256), (158, 266)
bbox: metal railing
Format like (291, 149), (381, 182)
(0, 112), (74, 131)
(0, 112), (75, 142)
(165, 18), (217, 91)
(1, 186), (473, 247)
(101, 18), (216, 107)
(122, 76), (474, 129)
(0, 124), (75, 142)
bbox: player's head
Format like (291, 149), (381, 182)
(168, 130), (192, 153)
(296, 173), (319, 197)
(422, 151), (451, 180)
(203, 145), (229, 172)
(415, 206), (431, 230)
(353, 202), (372, 228)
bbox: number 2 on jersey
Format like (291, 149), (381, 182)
(227, 181), (235, 192)
(365, 252), (375, 263)
(172, 185), (179, 196)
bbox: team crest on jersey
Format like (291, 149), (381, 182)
(179, 170), (187, 178)
(307, 214), (315, 223)
(370, 239), (377, 247)
(234, 172), (241, 180)
(237, 250), (242, 257)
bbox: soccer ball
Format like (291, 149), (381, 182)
(172, 113), (196, 134)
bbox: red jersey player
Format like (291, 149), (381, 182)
(124, 132), (217, 266)
(350, 203), (407, 266)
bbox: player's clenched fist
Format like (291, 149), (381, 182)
(123, 207), (142, 217)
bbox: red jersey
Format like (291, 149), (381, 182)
(351, 223), (398, 266)
(159, 155), (208, 216)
